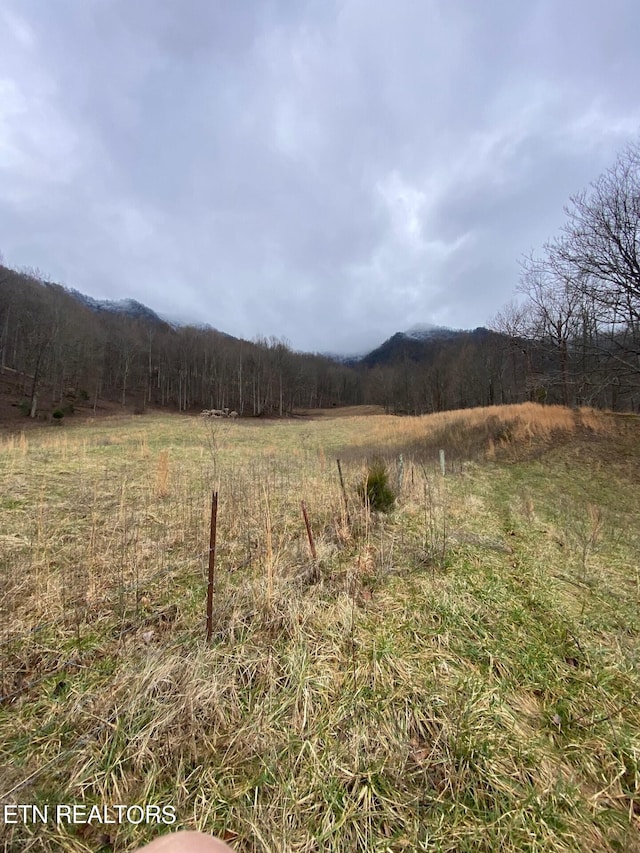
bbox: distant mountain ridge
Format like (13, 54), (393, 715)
(67, 290), (168, 325)
(65, 283), (485, 366)
(401, 322), (458, 341)
(359, 324), (488, 368)
(4, 261), (630, 416)
(65, 290), (242, 342)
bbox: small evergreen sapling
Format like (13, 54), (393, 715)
(358, 457), (395, 512)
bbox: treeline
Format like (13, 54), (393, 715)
(0, 267), (360, 417)
(491, 140), (640, 412)
(367, 136), (640, 416)
(2, 258), (634, 423)
(1, 140), (638, 419)
(360, 328), (528, 414)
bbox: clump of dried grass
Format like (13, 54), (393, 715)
(155, 449), (170, 498)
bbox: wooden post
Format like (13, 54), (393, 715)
(206, 491), (218, 643)
(439, 449), (446, 477)
(301, 500), (317, 560)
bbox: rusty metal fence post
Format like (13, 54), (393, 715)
(206, 491), (218, 642)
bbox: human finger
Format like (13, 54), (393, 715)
(136, 830), (235, 852)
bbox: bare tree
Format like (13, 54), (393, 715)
(551, 140), (640, 391)
(492, 139), (640, 410)
(517, 253), (582, 406)
(555, 142), (640, 319)
(490, 299), (536, 402)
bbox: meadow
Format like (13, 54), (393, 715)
(0, 403), (639, 852)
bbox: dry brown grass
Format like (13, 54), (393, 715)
(0, 404), (638, 852)
(341, 402), (616, 461)
(154, 449), (170, 498)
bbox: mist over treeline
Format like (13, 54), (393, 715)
(0, 263), (360, 417)
(0, 258), (637, 420)
(1, 140), (639, 419)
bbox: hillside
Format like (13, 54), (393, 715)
(66, 290), (172, 327)
(2, 263), (639, 427)
(358, 326), (496, 368)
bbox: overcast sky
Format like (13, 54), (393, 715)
(1, 0), (639, 354)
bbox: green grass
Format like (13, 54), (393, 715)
(0, 406), (639, 851)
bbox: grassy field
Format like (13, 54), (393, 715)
(0, 403), (639, 852)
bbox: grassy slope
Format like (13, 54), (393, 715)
(0, 405), (639, 852)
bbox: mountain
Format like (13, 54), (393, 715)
(402, 323), (459, 341)
(66, 291), (244, 343)
(67, 290), (167, 326)
(321, 349), (370, 365)
(359, 324), (475, 368)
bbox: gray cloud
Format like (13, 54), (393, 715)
(1, 0), (639, 354)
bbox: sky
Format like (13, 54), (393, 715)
(1, 1), (640, 355)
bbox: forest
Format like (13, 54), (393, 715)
(1, 141), (639, 420)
